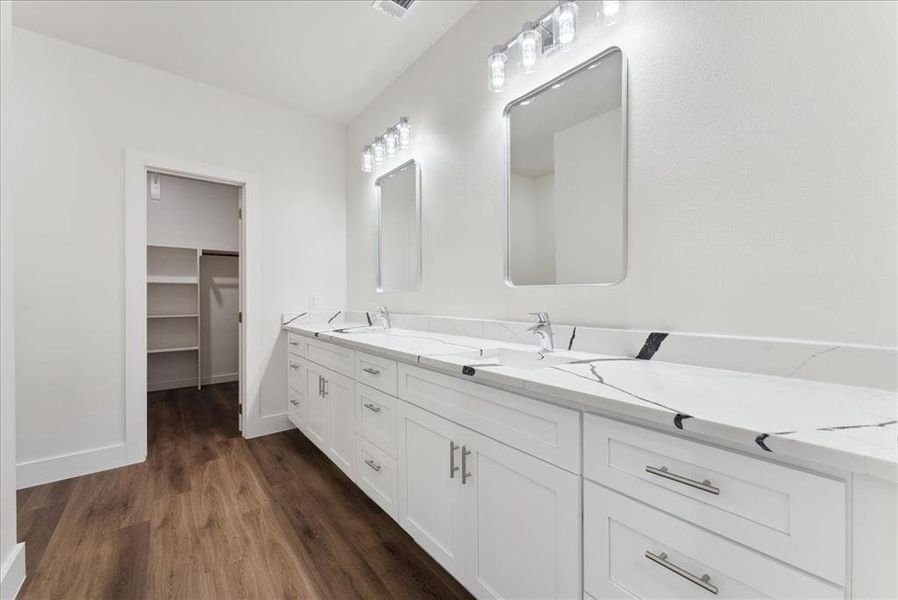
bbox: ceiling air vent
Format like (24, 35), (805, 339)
(371, 0), (415, 20)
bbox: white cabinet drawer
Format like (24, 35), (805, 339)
(287, 356), (305, 393)
(287, 332), (305, 357)
(584, 482), (843, 600)
(287, 387), (307, 432)
(355, 352), (398, 396)
(356, 383), (398, 458)
(398, 364), (580, 473)
(583, 414), (846, 583)
(356, 435), (399, 520)
(306, 337), (355, 377)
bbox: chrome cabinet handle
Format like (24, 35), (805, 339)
(645, 551), (718, 595)
(645, 465), (719, 495)
(364, 458), (382, 472)
(321, 378), (328, 398)
(449, 441), (460, 478)
(362, 367), (381, 376)
(461, 446), (472, 484)
(289, 398), (298, 406)
(318, 375), (323, 396)
(289, 341), (299, 346)
(363, 402), (382, 413)
(289, 362), (299, 370)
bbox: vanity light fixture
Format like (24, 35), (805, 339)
(601, 0), (622, 22)
(397, 117), (411, 150)
(517, 23), (542, 73)
(361, 145), (374, 173)
(384, 127), (398, 156)
(488, 46), (508, 93)
(359, 117), (412, 173)
(553, 1), (578, 51)
(373, 136), (386, 165)
(486, 1), (626, 92)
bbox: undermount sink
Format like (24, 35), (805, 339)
(460, 347), (574, 371)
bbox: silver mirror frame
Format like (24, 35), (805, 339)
(502, 46), (628, 288)
(375, 158), (422, 293)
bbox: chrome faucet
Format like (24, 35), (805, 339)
(369, 305), (391, 329)
(527, 312), (554, 352)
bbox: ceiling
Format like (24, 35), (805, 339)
(12, 0), (478, 123)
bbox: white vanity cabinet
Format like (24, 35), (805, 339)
(285, 332), (894, 600)
(397, 375), (582, 599)
(300, 356), (356, 481)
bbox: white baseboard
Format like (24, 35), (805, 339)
(147, 372), (238, 392)
(0, 543), (26, 600)
(244, 412), (292, 439)
(16, 442), (143, 489)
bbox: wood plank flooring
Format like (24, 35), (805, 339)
(16, 383), (473, 600)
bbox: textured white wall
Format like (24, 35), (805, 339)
(10, 28), (346, 480)
(0, 1), (24, 595)
(346, 0), (897, 347)
(148, 174), (239, 252)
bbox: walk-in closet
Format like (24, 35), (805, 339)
(146, 172), (241, 427)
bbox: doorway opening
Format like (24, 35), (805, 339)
(145, 172), (242, 438)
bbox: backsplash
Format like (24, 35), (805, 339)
(283, 311), (897, 392)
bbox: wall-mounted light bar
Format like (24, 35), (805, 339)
(487, 0), (624, 93)
(361, 116), (411, 173)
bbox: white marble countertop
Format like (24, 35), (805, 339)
(284, 319), (897, 482)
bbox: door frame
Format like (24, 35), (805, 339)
(124, 150), (260, 462)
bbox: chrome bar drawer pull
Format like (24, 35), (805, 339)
(362, 367), (381, 376)
(363, 402), (382, 413)
(321, 378), (328, 398)
(645, 551), (718, 595)
(289, 362), (299, 370)
(289, 341), (300, 346)
(645, 465), (720, 495)
(449, 441), (460, 478)
(461, 446), (472, 485)
(364, 458), (382, 472)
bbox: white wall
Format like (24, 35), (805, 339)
(10, 28), (346, 486)
(148, 174), (239, 251)
(0, 2), (25, 597)
(346, 0), (897, 347)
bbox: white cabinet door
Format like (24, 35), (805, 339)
(305, 364), (328, 451)
(323, 368), (355, 481)
(462, 428), (581, 600)
(397, 401), (467, 582)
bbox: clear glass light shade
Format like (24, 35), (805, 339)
(601, 0), (622, 24)
(487, 49), (507, 93)
(517, 27), (541, 73)
(553, 1), (578, 51)
(397, 118), (411, 150)
(373, 137), (385, 165)
(361, 146), (374, 173)
(384, 128), (398, 156)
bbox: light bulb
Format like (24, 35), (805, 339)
(397, 117), (410, 150)
(487, 47), (507, 93)
(373, 137), (385, 165)
(553, 1), (578, 51)
(517, 25), (541, 74)
(361, 145), (373, 173)
(601, 0), (622, 24)
(384, 128), (398, 156)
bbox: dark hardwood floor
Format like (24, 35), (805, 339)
(16, 383), (473, 599)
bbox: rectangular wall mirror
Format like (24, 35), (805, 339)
(376, 159), (421, 292)
(505, 47), (627, 286)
